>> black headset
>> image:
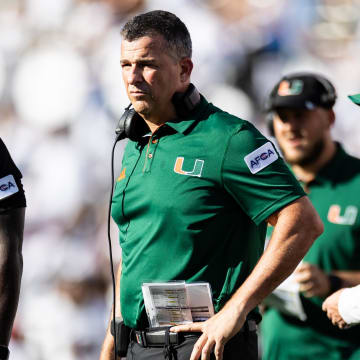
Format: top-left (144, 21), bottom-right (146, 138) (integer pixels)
top-left (266, 72), bottom-right (337, 136)
top-left (115, 83), bottom-right (201, 142)
top-left (108, 83), bottom-right (201, 359)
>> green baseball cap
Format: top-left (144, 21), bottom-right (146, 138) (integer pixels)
top-left (348, 93), bottom-right (360, 106)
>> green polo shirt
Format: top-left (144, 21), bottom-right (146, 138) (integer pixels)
top-left (112, 96), bottom-right (305, 329)
top-left (261, 144), bottom-right (360, 360)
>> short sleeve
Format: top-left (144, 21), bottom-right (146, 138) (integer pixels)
top-left (222, 122), bottom-right (305, 225)
top-left (0, 139), bottom-right (26, 212)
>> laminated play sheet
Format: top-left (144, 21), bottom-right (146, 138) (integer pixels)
top-left (142, 281), bottom-right (214, 327)
top-left (264, 264), bottom-right (307, 321)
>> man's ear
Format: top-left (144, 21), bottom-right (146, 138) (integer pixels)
top-left (179, 57), bottom-right (193, 83)
top-left (328, 109), bottom-right (336, 127)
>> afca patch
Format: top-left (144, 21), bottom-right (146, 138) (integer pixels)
top-left (0, 175), bottom-right (19, 200)
top-left (244, 142), bottom-right (278, 174)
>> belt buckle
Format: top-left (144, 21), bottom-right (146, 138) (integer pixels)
top-left (169, 330), bottom-right (180, 345)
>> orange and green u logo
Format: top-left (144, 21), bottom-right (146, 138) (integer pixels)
top-left (174, 157), bottom-right (204, 177)
top-left (327, 204), bottom-right (358, 225)
top-left (278, 80), bottom-right (303, 96)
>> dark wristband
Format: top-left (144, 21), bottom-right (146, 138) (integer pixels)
top-left (328, 274), bottom-right (343, 295)
top-left (0, 345), bottom-right (9, 360)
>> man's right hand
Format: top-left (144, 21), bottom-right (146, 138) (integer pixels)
top-left (171, 303), bottom-right (248, 360)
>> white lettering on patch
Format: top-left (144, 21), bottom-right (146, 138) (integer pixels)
top-left (0, 175), bottom-right (19, 200)
top-left (244, 142), bottom-right (278, 174)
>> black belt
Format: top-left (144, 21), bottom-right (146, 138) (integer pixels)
top-left (132, 328), bottom-right (191, 347)
top-left (132, 320), bottom-right (257, 348)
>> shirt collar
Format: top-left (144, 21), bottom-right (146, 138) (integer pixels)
top-left (310, 142), bottom-right (347, 186)
top-left (165, 95), bottom-right (210, 135)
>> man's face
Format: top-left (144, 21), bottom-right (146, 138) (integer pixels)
top-left (273, 107), bottom-right (333, 166)
top-left (120, 34), bottom-right (184, 120)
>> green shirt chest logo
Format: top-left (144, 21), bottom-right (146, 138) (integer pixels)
top-left (327, 204), bottom-right (358, 225)
top-left (173, 157), bottom-right (204, 177)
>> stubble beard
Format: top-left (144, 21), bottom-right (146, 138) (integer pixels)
top-left (130, 94), bottom-right (154, 117)
top-left (282, 138), bottom-right (326, 167)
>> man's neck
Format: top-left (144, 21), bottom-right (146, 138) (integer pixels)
top-left (291, 141), bottom-right (337, 184)
top-left (141, 98), bottom-right (178, 134)
top-left (144, 120), bottom-right (164, 134)
top-left (141, 83), bottom-right (192, 133)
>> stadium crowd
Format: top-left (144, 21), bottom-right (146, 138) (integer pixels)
top-left (1, 0), bottom-right (360, 359)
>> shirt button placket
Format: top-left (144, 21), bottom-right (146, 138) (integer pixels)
top-left (144, 137), bottom-right (158, 173)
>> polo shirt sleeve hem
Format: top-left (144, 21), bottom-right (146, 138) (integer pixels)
top-left (0, 182), bottom-right (26, 213)
top-left (252, 193), bottom-right (305, 226)
top-left (0, 203), bottom-right (26, 214)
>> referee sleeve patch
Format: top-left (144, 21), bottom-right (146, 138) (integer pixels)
top-left (244, 142), bottom-right (279, 174)
top-left (0, 175), bottom-right (19, 200)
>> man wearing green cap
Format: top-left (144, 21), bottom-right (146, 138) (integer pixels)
top-left (261, 73), bottom-right (360, 359)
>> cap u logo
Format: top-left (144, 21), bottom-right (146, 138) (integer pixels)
top-left (278, 80), bottom-right (304, 96)
top-left (328, 205), bottom-right (358, 225)
top-left (174, 157), bottom-right (204, 177)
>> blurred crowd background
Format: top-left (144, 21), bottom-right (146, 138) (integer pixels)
top-left (1, 0), bottom-right (360, 359)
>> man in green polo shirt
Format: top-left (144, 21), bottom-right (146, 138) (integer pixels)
top-left (261, 73), bottom-right (360, 359)
top-left (100, 11), bottom-right (323, 360)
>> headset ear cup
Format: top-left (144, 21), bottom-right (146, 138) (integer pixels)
top-left (125, 110), bottom-right (146, 142)
top-left (116, 108), bottom-right (144, 142)
top-left (172, 83), bottom-right (200, 118)
top-left (116, 108), bottom-right (133, 139)
top-left (123, 109), bottom-right (136, 139)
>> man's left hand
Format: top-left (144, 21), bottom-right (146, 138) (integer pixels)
top-left (170, 305), bottom-right (246, 360)
top-left (322, 289), bottom-right (348, 329)
top-left (294, 262), bottom-right (330, 297)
